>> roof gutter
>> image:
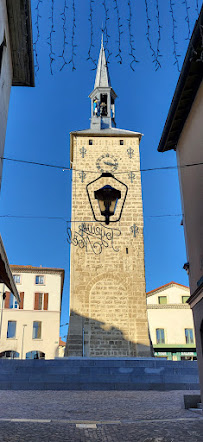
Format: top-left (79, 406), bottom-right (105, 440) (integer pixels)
top-left (0, 235), bottom-right (20, 303)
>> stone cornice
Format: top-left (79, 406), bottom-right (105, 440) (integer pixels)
top-left (10, 266), bottom-right (64, 275)
top-left (187, 282), bottom-right (203, 309)
top-left (147, 304), bottom-right (190, 309)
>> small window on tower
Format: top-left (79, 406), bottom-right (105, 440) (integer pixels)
top-left (120, 140), bottom-right (124, 145)
top-left (89, 140), bottom-right (93, 145)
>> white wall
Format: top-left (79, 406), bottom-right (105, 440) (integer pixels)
top-left (0, 269), bottom-right (63, 359)
top-left (12, 271), bottom-right (62, 312)
top-left (0, 310), bottom-right (60, 359)
top-left (147, 284), bottom-right (195, 346)
top-left (0, 0), bottom-right (13, 187)
top-left (176, 81), bottom-right (203, 294)
top-left (147, 284), bottom-right (190, 305)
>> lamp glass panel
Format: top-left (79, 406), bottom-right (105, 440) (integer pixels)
top-left (109, 199), bottom-right (117, 214)
top-left (98, 200), bottom-right (106, 213)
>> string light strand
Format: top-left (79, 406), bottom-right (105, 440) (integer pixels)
top-left (87, 0), bottom-right (97, 70)
top-left (144, 0), bottom-right (156, 63)
top-left (0, 213), bottom-right (183, 222)
top-left (69, 0), bottom-right (77, 71)
top-left (1, 156), bottom-right (203, 174)
top-left (169, 0), bottom-right (181, 72)
top-left (154, 0), bottom-right (162, 70)
top-left (183, 0), bottom-right (191, 40)
top-left (59, 0), bottom-right (69, 71)
top-left (127, 0), bottom-right (139, 71)
top-left (113, 0), bottom-right (123, 64)
top-left (33, 0), bottom-right (42, 74)
top-left (47, 0), bottom-right (55, 75)
top-left (102, 0), bottom-right (112, 63)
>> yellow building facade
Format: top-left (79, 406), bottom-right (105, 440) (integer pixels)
top-left (147, 282), bottom-right (196, 361)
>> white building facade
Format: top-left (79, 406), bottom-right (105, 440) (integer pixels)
top-left (147, 282), bottom-right (196, 361)
top-left (158, 7), bottom-right (203, 406)
top-left (0, 266), bottom-right (64, 359)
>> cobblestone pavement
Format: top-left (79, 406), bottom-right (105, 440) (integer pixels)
top-left (0, 390), bottom-right (202, 441)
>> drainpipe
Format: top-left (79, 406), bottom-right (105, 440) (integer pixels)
top-left (21, 324), bottom-right (27, 359)
top-left (82, 327), bottom-right (85, 357)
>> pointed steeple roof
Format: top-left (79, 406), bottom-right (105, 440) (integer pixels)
top-left (94, 36), bottom-right (111, 89)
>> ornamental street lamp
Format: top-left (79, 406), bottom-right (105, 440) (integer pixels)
top-left (94, 185), bottom-right (121, 225)
top-left (86, 173), bottom-right (128, 225)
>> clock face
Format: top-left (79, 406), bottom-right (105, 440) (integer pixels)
top-left (96, 154), bottom-right (118, 173)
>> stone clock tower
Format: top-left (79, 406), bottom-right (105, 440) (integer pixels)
top-left (66, 40), bottom-right (151, 357)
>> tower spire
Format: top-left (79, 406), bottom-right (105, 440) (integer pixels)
top-left (94, 37), bottom-right (111, 89)
top-left (89, 37), bottom-right (117, 130)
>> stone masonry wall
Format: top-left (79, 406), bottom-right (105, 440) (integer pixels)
top-left (66, 134), bottom-right (151, 357)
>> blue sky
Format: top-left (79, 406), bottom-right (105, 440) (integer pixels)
top-left (1, 0), bottom-right (201, 339)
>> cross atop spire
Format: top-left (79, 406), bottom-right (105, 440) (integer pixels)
top-left (89, 37), bottom-right (117, 130)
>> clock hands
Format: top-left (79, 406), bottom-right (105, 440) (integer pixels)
top-left (103, 161), bottom-right (118, 167)
top-left (96, 155), bottom-right (119, 171)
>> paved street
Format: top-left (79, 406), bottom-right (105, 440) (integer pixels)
top-left (0, 390), bottom-right (202, 441)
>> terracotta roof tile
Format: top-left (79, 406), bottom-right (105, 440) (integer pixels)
top-left (59, 338), bottom-right (66, 346)
top-left (147, 281), bottom-right (189, 296)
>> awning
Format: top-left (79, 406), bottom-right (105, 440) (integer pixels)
top-left (0, 235), bottom-right (20, 303)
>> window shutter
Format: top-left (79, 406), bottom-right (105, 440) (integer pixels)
top-left (4, 292), bottom-right (10, 309)
top-left (34, 293), bottom-right (39, 310)
top-left (43, 293), bottom-right (49, 311)
top-left (19, 293), bottom-right (24, 309)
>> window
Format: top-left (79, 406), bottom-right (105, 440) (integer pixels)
top-left (0, 351), bottom-right (19, 359)
top-left (7, 321), bottom-right (16, 339)
top-left (26, 351), bottom-right (45, 359)
top-left (35, 275), bottom-right (44, 285)
top-left (9, 294), bottom-right (19, 309)
top-left (185, 328), bottom-right (194, 344)
top-left (89, 139), bottom-right (93, 145)
top-left (182, 296), bottom-right (189, 304)
top-left (13, 275), bottom-right (21, 284)
top-left (34, 293), bottom-right (49, 310)
top-left (158, 296), bottom-right (167, 305)
top-left (120, 140), bottom-right (124, 145)
top-left (156, 329), bottom-right (165, 344)
top-left (33, 321), bottom-right (42, 339)
top-left (38, 293), bottom-right (43, 310)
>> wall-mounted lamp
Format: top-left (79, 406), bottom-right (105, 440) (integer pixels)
top-left (183, 262), bottom-right (190, 275)
top-left (86, 173), bottom-right (128, 225)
